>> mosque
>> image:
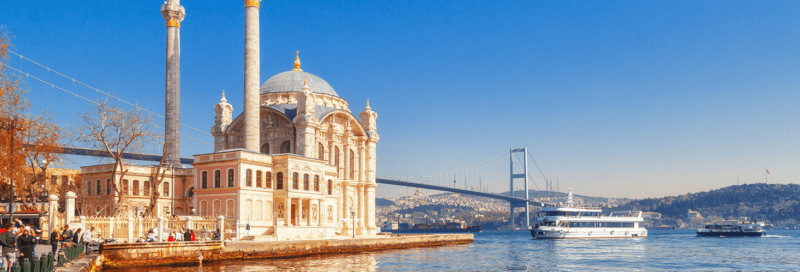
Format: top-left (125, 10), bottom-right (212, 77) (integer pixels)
top-left (78, 0), bottom-right (379, 239)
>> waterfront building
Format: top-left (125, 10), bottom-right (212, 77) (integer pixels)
top-left (687, 209), bottom-right (702, 218)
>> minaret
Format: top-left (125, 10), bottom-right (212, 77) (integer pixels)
top-left (161, 0), bottom-right (185, 166)
top-left (243, 0), bottom-right (261, 152)
top-left (359, 100), bottom-right (380, 235)
top-left (294, 75), bottom-right (318, 158)
top-left (212, 90), bottom-right (233, 152)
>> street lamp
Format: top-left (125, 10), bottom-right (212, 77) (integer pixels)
top-left (350, 210), bottom-right (356, 239)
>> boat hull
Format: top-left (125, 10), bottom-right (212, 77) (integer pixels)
top-left (696, 231), bottom-right (765, 237)
top-left (531, 228), bottom-right (648, 239)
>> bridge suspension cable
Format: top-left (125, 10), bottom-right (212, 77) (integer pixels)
top-left (6, 50), bottom-right (213, 137)
top-left (0, 62), bottom-right (213, 147)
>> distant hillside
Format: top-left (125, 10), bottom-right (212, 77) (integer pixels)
top-left (375, 198), bottom-right (396, 206)
top-left (613, 183), bottom-right (800, 225)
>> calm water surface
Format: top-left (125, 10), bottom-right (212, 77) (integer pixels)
top-left (105, 230), bottom-right (800, 271)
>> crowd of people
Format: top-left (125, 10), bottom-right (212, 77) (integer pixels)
top-left (0, 218), bottom-right (57, 271)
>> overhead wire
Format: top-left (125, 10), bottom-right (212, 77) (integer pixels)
top-left (1, 62), bottom-right (213, 146)
top-left (7, 51), bottom-right (213, 137)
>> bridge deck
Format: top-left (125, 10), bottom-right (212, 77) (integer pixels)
top-left (376, 178), bottom-right (542, 205)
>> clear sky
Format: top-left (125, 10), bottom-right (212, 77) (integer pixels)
top-left (1, 0), bottom-right (798, 199)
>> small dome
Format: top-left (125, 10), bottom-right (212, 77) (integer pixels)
top-left (260, 71), bottom-right (338, 97)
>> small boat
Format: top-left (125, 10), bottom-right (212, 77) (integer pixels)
top-left (696, 218), bottom-right (766, 237)
top-left (383, 221), bottom-right (481, 234)
top-left (530, 190), bottom-right (648, 239)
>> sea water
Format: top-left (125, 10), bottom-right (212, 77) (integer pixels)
top-left (104, 230), bottom-right (800, 271)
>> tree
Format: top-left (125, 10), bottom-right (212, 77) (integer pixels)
top-left (77, 97), bottom-right (160, 215)
top-left (0, 30), bottom-right (67, 211)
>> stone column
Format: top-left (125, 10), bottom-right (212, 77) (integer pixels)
top-left (272, 198), bottom-right (279, 237)
top-left (161, 0), bottom-right (185, 166)
top-left (65, 191), bottom-right (76, 225)
top-left (283, 198), bottom-right (290, 226)
top-left (343, 143), bottom-right (350, 180)
top-left (358, 140), bottom-right (366, 182)
top-left (365, 185), bottom-right (377, 232)
top-left (242, 0), bottom-right (261, 152)
top-left (357, 185), bottom-right (364, 232)
top-left (128, 217), bottom-right (134, 243)
top-left (79, 216), bottom-right (86, 232)
top-left (48, 195), bottom-right (58, 238)
top-left (297, 198), bottom-right (303, 226)
top-left (342, 184), bottom-right (350, 234)
top-left (185, 217), bottom-right (192, 232)
top-left (137, 217), bottom-right (143, 238)
top-left (217, 215), bottom-right (225, 240)
top-left (157, 216), bottom-right (165, 242)
top-left (314, 199), bottom-right (321, 227)
top-left (336, 186), bottom-right (343, 229)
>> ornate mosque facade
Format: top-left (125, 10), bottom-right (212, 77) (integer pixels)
top-left (78, 0), bottom-right (380, 239)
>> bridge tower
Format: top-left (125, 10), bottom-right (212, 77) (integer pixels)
top-left (509, 147), bottom-right (530, 229)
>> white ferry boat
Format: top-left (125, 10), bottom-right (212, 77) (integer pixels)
top-left (530, 191), bottom-right (647, 239)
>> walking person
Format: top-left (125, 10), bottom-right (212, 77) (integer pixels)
top-left (190, 230), bottom-right (196, 241)
top-left (82, 227), bottom-right (93, 255)
top-left (16, 229), bottom-right (34, 264)
top-left (183, 229), bottom-right (191, 242)
top-left (0, 223), bottom-right (17, 272)
top-left (49, 227), bottom-right (60, 254)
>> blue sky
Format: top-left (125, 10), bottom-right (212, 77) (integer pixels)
top-left (1, 0), bottom-right (798, 199)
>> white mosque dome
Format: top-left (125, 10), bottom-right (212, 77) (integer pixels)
top-left (259, 70), bottom-right (339, 97)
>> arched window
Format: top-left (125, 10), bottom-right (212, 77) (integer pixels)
top-left (256, 170), bottom-right (262, 188)
top-left (349, 150), bottom-right (355, 180)
top-left (303, 174), bottom-right (309, 190)
top-left (133, 180), bottom-right (140, 196)
top-left (201, 171), bottom-right (208, 189)
top-left (214, 170), bottom-right (221, 188)
top-left (280, 140), bottom-right (291, 153)
top-left (334, 147), bottom-right (340, 177)
top-left (144, 180), bottom-right (151, 196)
top-left (122, 179), bottom-right (129, 195)
top-left (292, 173), bottom-right (299, 189)
top-left (260, 143), bottom-right (270, 154)
top-left (186, 186), bottom-right (194, 197)
top-left (106, 179), bottom-right (112, 195)
top-left (163, 182), bottom-right (170, 197)
top-left (96, 180), bottom-right (101, 195)
top-left (246, 169), bottom-right (252, 187)
top-left (86, 181), bottom-right (92, 196)
top-left (314, 175), bottom-right (319, 191)
top-left (227, 169), bottom-right (235, 187)
top-left (327, 180), bottom-right (332, 195)
top-left (318, 143), bottom-right (324, 160)
top-left (276, 172), bottom-right (284, 189)
top-left (266, 172), bottom-right (272, 189)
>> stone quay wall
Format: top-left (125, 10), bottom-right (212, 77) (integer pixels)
top-left (101, 234), bottom-right (472, 268)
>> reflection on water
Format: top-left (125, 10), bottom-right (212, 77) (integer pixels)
top-left (104, 230), bottom-right (800, 271)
